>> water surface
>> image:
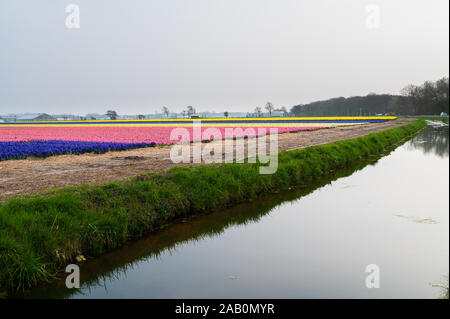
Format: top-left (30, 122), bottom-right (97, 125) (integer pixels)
top-left (23, 122), bottom-right (449, 298)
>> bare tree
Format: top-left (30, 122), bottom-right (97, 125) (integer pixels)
top-left (162, 106), bottom-right (169, 118)
top-left (254, 107), bottom-right (262, 117)
top-left (436, 77), bottom-right (449, 101)
top-left (265, 102), bottom-right (274, 116)
top-left (106, 110), bottom-right (118, 120)
top-left (280, 106), bottom-right (288, 117)
top-left (181, 110), bottom-right (188, 118)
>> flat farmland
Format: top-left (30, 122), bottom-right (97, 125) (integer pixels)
top-left (0, 117), bottom-right (412, 200)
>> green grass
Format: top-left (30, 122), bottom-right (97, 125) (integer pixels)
top-left (409, 115), bottom-right (449, 123)
top-left (0, 119), bottom-right (427, 292)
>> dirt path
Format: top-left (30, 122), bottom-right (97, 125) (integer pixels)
top-left (0, 119), bottom-right (414, 200)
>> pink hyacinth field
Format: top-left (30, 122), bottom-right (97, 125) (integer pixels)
top-left (0, 126), bottom-right (324, 144)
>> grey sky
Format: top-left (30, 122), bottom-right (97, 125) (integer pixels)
top-left (0, 0), bottom-right (448, 115)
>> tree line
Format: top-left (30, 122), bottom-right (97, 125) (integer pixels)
top-left (290, 77), bottom-right (449, 116)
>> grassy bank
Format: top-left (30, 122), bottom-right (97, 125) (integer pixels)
top-left (0, 119), bottom-right (426, 292)
top-left (407, 115), bottom-right (449, 123)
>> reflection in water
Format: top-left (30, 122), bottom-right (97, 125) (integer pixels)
top-left (20, 161), bottom-right (378, 299)
top-left (407, 122), bottom-right (449, 157)
top-left (18, 123), bottom-right (449, 299)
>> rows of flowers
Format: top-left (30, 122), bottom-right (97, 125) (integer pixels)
top-left (0, 140), bottom-right (158, 161)
top-left (0, 116), bottom-right (397, 160)
top-left (0, 126), bottom-right (324, 160)
top-left (0, 126), bottom-right (323, 144)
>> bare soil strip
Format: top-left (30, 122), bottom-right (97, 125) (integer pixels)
top-left (0, 119), bottom-right (414, 200)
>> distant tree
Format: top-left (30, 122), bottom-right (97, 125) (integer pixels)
top-left (181, 110), bottom-right (188, 118)
top-left (162, 106), bottom-right (169, 118)
top-left (187, 106), bottom-right (196, 117)
top-left (400, 85), bottom-right (419, 114)
top-left (106, 110), bottom-right (118, 120)
top-left (138, 114), bottom-right (145, 119)
top-left (401, 77), bottom-right (449, 115)
top-left (290, 78), bottom-right (449, 116)
top-left (265, 102), bottom-right (274, 116)
top-left (280, 107), bottom-right (288, 116)
top-left (400, 84), bottom-right (416, 97)
top-left (254, 107), bottom-right (262, 117)
top-left (436, 77), bottom-right (450, 113)
top-left (224, 111), bottom-right (229, 118)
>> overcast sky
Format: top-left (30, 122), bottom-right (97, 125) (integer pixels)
top-left (0, 0), bottom-right (448, 115)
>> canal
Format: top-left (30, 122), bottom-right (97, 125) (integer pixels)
top-left (22, 121), bottom-right (449, 298)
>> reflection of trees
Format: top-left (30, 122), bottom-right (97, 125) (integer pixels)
top-left (407, 125), bottom-right (449, 158)
top-left (18, 156), bottom-right (391, 299)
